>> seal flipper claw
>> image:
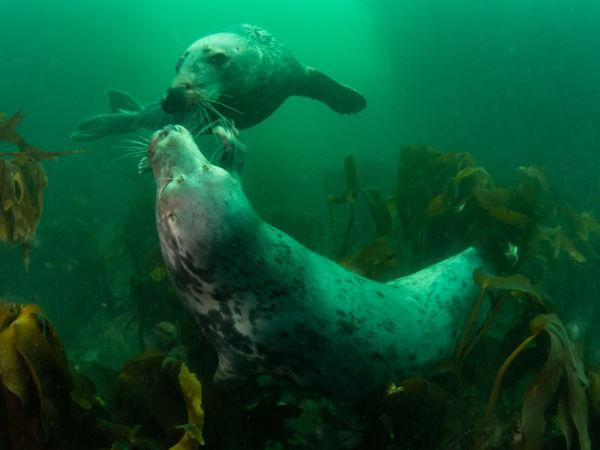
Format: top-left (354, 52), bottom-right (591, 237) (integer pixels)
top-left (299, 66), bottom-right (367, 114)
top-left (106, 89), bottom-right (144, 113)
top-left (214, 122), bottom-right (246, 175)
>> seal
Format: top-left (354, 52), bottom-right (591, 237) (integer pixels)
top-left (72, 24), bottom-right (367, 141)
top-left (149, 124), bottom-right (483, 400)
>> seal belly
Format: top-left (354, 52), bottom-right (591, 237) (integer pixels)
top-left (164, 216), bottom-right (481, 400)
top-left (233, 230), bottom-right (481, 399)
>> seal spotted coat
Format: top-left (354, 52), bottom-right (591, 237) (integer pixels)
top-left (149, 124), bottom-right (483, 400)
top-left (72, 24), bottom-right (366, 141)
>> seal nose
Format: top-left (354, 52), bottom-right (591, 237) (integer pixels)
top-left (162, 86), bottom-right (194, 113)
top-left (164, 124), bottom-right (178, 132)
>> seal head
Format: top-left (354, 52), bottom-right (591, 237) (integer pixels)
top-left (160, 24), bottom-right (368, 129)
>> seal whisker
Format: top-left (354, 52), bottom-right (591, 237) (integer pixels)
top-left (206, 99), bottom-right (245, 116)
top-left (208, 143), bottom-right (224, 164)
top-left (118, 138), bottom-right (150, 147)
top-left (133, 104), bottom-right (153, 128)
top-left (149, 107), bottom-right (164, 130)
top-left (192, 109), bottom-right (217, 137)
top-left (129, 134), bottom-right (151, 143)
top-left (110, 146), bottom-right (148, 155)
top-left (107, 149), bottom-right (147, 167)
top-left (110, 146), bottom-right (147, 153)
top-left (202, 101), bottom-right (233, 129)
top-left (137, 104), bottom-right (161, 130)
top-left (193, 115), bottom-right (219, 137)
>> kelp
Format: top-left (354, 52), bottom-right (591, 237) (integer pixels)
top-left (0, 154), bottom-right (48, 265)
top-left (328, 155), bottom-right (394, 275)
top-left (0, 112), bottom-right (81, 266)
top-left (0, 301), bottom-right (73, 449)
top-left (590, 369), bottom-right (600, 423)
top-left (358, 377), bottom-right (447, 450)
top-left (329, 145), bottom-right (600, 281)
top-left (480, 314), bottom-right (590, 450)
top-left (395, 145), bottom-right (600, 273)
top-left (384, 378), bottom-right (447, 445)
top-left (340, 237), bottom-right (395, 279)
top-left (169, 364), bottom-right (204, 450)
top-left (115, 350), bottom-right (187, 441)
top-left (455, 269), bottom-right (545, 362)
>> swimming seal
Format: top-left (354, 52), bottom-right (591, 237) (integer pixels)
top-left (149, 125), bottom-right (483, 400)
top-left (71, 24), bottom-right (367, 141)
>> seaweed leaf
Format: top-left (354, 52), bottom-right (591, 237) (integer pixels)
top-left (362, 188), bottom-right (392, 237)
top-left (340, 237), bottom-right (395, 280)
top-left (0, 112), bottom-right (81, 267)
top-left (479, 314), bottom-right (590, 450)
top-left (456, 269), bottom-right (544, 360)
top-left (170, 364), bottom-right (204, 449)
top-left (521, 314), bottom-right (590, 450)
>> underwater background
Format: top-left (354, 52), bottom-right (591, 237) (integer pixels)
top-left (2, 0), bottom-right (600, 449)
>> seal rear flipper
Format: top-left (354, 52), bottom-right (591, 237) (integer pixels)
top-left (71, 102), bottom-right (173, 142)
top-left (298, 66), bottom-right (367, 114)
top-left (106, 89), bottom-right (144, 113)
top-left (70, 111), bottom-right (141, 141)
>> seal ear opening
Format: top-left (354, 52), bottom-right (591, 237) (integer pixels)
top-left (298, 67), bottom-right (367, 115)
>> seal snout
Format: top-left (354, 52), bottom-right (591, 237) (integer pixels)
top-left (162, 84), bottom-right (200, 113)
top-left (148, 124), bottom-right (183, 159)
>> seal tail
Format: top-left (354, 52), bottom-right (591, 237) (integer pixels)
top-left (297, 66), bottom-right (367, 115)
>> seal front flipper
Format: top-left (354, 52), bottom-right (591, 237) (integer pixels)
top-left (297, 66), bottom-right (367, 114)
top-left (214, 122), bottom-right (247, 175)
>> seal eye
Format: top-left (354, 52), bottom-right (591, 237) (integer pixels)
top-left (210, 52), bottom-right (228, 66)
top-left (175, 57), bottom-right (184, 73)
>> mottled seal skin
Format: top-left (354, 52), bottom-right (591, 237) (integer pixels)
top-left (150, 125), bottom-right (482, 401)
top-left (72, 24), bottom-right (366, 141)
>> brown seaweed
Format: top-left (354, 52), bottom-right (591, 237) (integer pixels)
top-left (328, 155), bottom-right (393, 263)
top-left (169, 364), bottom-right (204, 450)
top-left (455, 269), bottom-right (545, 361)
top-left (340, 236), bottom-right (395, 280)
top-left (0, 301), bottom-right (72, 449)
top-left (0, 112), bottom-right (82, 267)
top-left (480, 314), bottom-right (590, 450)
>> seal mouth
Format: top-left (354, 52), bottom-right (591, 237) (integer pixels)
top-left (148, 124), bottom-right (182, 160)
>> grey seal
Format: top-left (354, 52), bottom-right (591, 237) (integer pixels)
top-left (72, 24), bottom-right (366, 141)
top-left (148, 124), bottom-right (483, 400)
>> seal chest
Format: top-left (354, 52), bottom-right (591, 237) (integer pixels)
top-left (149, 125), bottom-right (482, 400)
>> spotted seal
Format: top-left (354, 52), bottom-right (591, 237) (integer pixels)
top-left (71, 24), bottom-right (366, 141)
top-left (149, 124), bottom-right (483, 400)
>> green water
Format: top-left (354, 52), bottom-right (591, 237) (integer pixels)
top-left (2, 1), bottom-right (600, 448)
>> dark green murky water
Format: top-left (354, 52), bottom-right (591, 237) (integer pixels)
top-left (1, 1), bottom-right (600, 449)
